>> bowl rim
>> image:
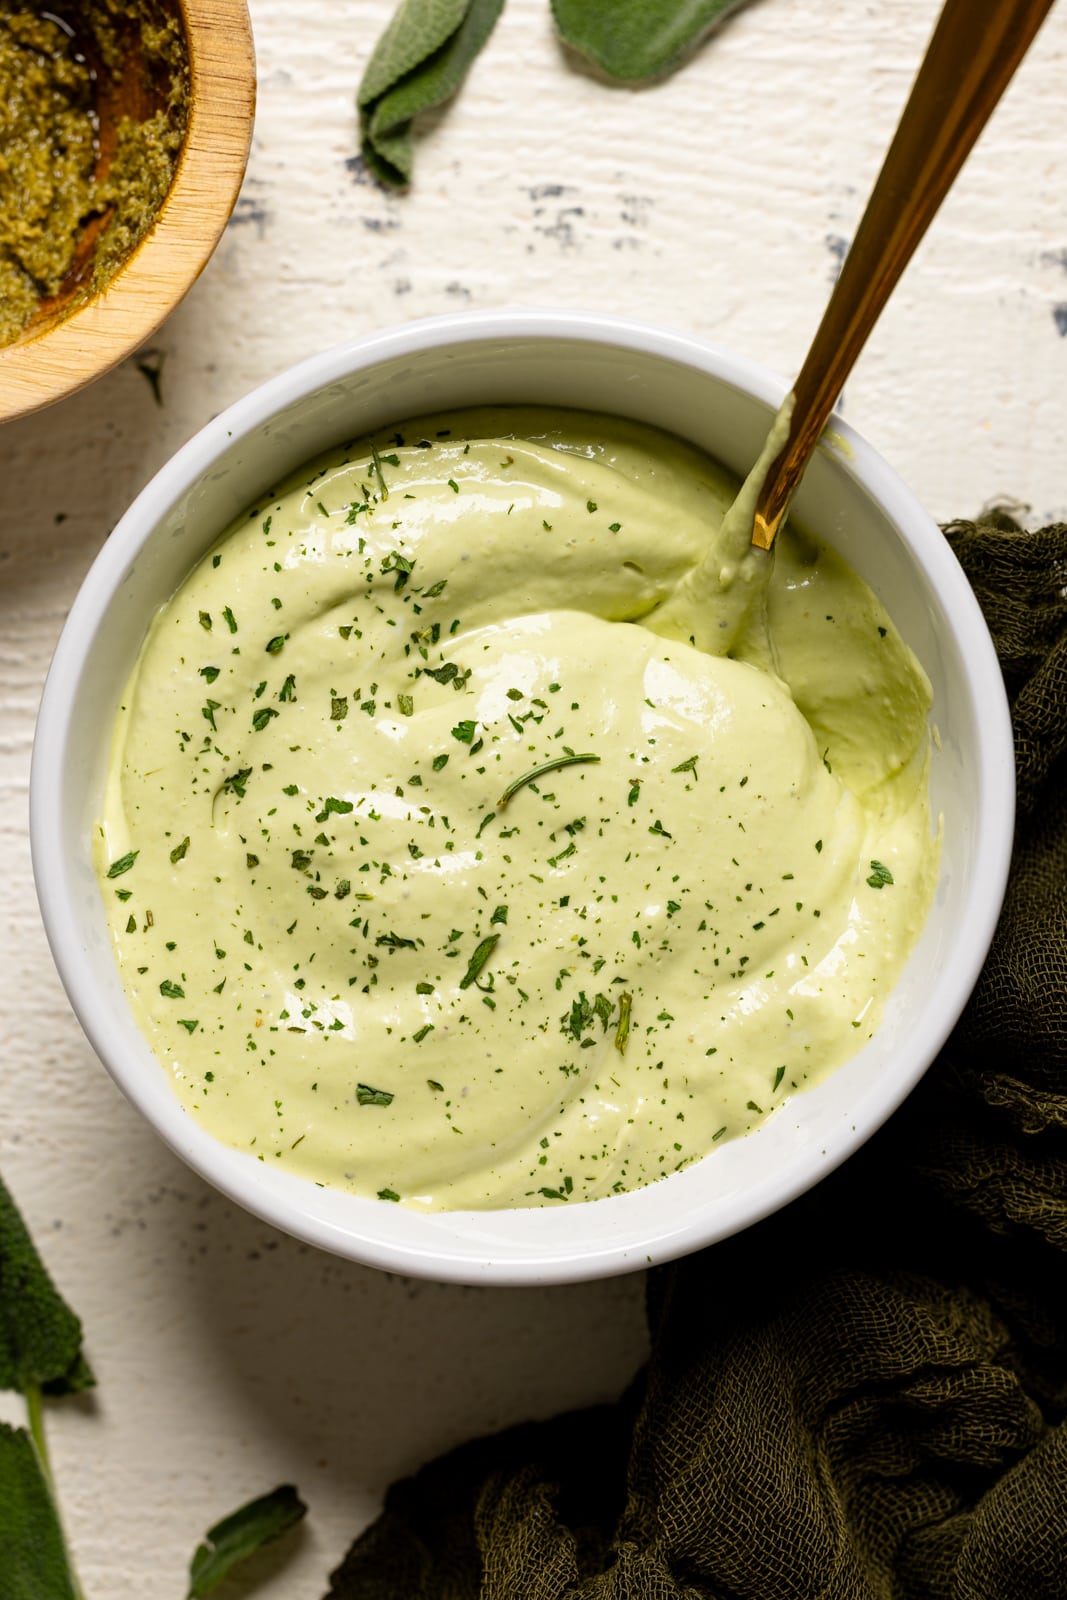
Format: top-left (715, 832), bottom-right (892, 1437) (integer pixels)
top-left (0, 0), bottom-right (255, 425)
top-left (30, 309), bottom-right (1017, 1284)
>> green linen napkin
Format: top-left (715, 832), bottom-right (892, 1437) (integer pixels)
top-left (327, 515), bottom-right (1067, 1597)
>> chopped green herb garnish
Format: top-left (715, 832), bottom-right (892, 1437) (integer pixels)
top-left (381, 550), bottom-right (414, 590)
top-left (170, 837), bottom-right (190, 864)
top-left (356, 1083), bottom-right (394, 1106)
top-left (498, 752), bottom-right (600, 808)
top-left (614, 991), bottom-right (632, 1053)
top-left (866, 859), bottom-right (894, 889)
top-left (459, 933), bottom-right (500, 989)
top-left (106, 850), bottom-right (139, 879)
top-left (221, 767), bottom-right (252, 799)
top-left (318, 796), bottom-right (353, 817)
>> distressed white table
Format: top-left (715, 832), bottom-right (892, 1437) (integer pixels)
top-left (2, 1), bottom-right (1065, 1593)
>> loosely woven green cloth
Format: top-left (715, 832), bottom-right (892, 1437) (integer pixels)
top-left (329, 516), bottom-right (1067, 1600)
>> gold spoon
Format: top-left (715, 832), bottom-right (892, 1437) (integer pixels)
top-left (751, 0), bottom-right (1056, 551)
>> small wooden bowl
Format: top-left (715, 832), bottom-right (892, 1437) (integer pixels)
top-left (0, 0), bottom-right (255, 424)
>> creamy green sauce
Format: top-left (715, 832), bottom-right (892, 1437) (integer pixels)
top-left (96, 410), bottom-right (938, 1210)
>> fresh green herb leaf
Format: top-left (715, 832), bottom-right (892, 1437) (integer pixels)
top-left (552, 0), bottom-right (748, 81)
top-left (0, 1171), bottom-right (94, 1397)
top-left (358, 0), bottom-right (506, 187)
top-left (866, 859), bottom-right (895, 889)
top-left (188, 1484), bottom-right (307, 1598)
top-left (199, 666), bottom-right (220, 683)
top-left (252, 707), bottom-right (278, 733)
top-left (170, 837), bottom-right (190, 864)
top-left (0, 1423), bottom-right (79, 1600)
top-left (159, 980), bottom-right (185, 999)
top-left (221, 606), bottom-right (238, 634)
top-left (265, 635), bottom-right (286, 654)
top-left (451, 719), bottom-right (477, 744)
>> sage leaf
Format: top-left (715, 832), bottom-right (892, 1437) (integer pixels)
top-left (358, 0), bottom-right (506, 187)
top-left (0, 1171), bottom-right (94, 1397)
top-left (551, 0), bottom-right (752, 80)
top-left (0, 1424), bottom-right (77, 1600)
top-left (188, 1484), bottom-right (307, 1597)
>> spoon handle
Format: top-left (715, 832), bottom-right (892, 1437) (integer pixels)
top-left (751, 0), bottom-right (1056, 551)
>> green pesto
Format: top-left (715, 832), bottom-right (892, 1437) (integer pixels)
top-left (0, 3), bottom-right (187, 347)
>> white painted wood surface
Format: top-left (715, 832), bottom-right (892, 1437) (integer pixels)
top-left (1, 1), bottom-right (1065, 1593)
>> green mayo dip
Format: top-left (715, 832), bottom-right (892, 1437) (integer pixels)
top-left (96, 410), bottom-right (938, 1210)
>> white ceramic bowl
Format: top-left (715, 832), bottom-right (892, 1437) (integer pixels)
top-left (31, 311), bottom-right (1014, 1285)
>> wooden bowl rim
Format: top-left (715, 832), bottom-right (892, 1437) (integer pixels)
top-left (0, 0), bottom-right (256, 425)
